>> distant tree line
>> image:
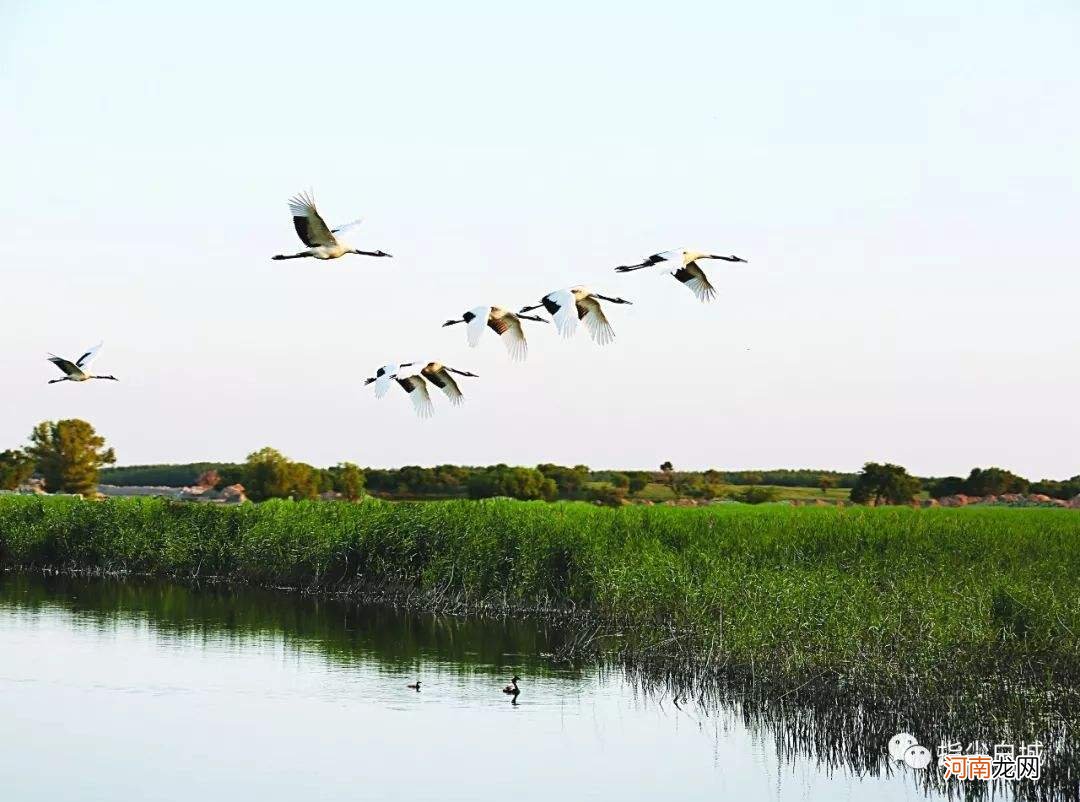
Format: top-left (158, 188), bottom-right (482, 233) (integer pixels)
top-left (98, 463), bottom-right (243, 487)
top-left (91, 459), bottom-right (841, 505)
top-left (927, 467), bottom-right (1080, 501)
top-left (41, 441), bottom-right (1067, 507)
top-left (847, 462), bottom-right (1080, 505)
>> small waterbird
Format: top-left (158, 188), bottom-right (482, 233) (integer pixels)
top-left (271, 192), bottom-right (392, 261)
top-left (407, 680), bottom-right (421, 691)
top-left (502, 675), bottom-right (520, 695)
top-left (518, 287), bottom-right (631, 345)
top-left (364, 362), bottom-right (416, 399)
top-left (46, 342), bottom-right (118, 384)
top-left (615, 249), bottom-right (748, 302)
top-left (420, 362), bottom-right (478, 406)
top-left (442, 306), bottom-right (547, 362)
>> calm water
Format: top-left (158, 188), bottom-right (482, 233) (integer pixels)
top-left (0, 574), bottom-right (1035, 801)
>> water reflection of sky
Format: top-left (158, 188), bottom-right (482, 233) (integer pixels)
top-left (2, 577), bottom-right (941, 801)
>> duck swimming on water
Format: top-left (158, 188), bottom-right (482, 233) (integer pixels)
top-left (407, 680), bottom-right (421, 691)
top-left (502, 676), bottom-right (520, 695)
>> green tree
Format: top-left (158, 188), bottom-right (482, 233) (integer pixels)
top-left (26, 419), bottom-right (116, 495)
top-left (818, 475), bottom-right (837, 495)
top-left (660, 461), bottom-right (675, 496)
top-left (583, 483), bottom-right (626, 507)
top-left (314, 468), bottom-right (334, 494)
top-left (330, 462), bottom-right (366, 500)
top-left (929, 476), bottom-right (966, 499)
top-left (537, 463), bottom-right (590, 499)
top-left (467, 465), bottom-right (557, 501)
top-left (737, 485), bottom-right (778, 504)
top-left (100, 462), bottom-right (242, 487)
top-left (679, 475), bottom-right (716, 498)
top-left (626, 473), bottom-right (650, 494)
top-left (1030, 475), bottom-right (1080, 500)
top-left (242, 447), bottom-right (320, 501)
top-left (849, 462), bottom-right (920, 506)
top-left (964, 467), bottom-right (1029, 496)
top-left (0, 449), bottom-right (35, 490)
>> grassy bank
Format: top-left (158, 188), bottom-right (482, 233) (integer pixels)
top-left (1, 495), bottom-right (1078, 680)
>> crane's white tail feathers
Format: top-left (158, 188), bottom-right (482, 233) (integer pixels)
top-left (550, 290), bottom-right (579, 338)
top-left (579, 298), bottom-right (616, 345)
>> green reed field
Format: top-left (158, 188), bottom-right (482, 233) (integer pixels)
top-left (1, 495), bottom-right (1078, 679)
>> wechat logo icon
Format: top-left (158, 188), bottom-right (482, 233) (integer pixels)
top-left (889, 732), bottom-right (932, 770)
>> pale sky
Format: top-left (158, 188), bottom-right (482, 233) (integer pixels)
top-left (2, 1), bottom-right (1078, 478)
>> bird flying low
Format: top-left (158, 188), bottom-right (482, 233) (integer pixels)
top-left (442, 306), bottom-right (547, 362)
top-left (364, 362), bottom-right (416, 399)
top-left (46, 342), bottom-right (118, 384)
top-left (519, 287), bottom-right (632, 345)
top-left (615, 249), bottom-right (748, 302)
top-left (420, 362), bottom-right (478, 406)
top-left (272, 192), bottom-right (392, 261)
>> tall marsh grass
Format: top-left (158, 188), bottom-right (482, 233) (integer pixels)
top-left (2, 495), bottom-right (1078, 678)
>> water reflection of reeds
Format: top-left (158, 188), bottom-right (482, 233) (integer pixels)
top-left (0, 572), bottom-right (584, 677)
top-left (616, 659), bottom-right (1078, 802)
top-left (3, 572), bottom-right (1077, 801)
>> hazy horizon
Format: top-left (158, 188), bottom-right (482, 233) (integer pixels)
top-left (3, 2), bottom-right (1077, 479)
